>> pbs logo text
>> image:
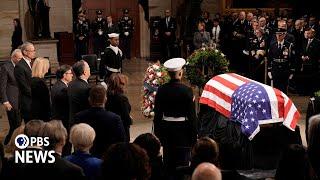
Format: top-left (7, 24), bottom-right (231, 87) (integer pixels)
top-left (15, 134), bottom-right (55, 163)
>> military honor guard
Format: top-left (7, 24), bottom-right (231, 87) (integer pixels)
top-left (100, 33), bottom-right (124, 79)
top-left (118, 9), bottom-right (134, 59)
top-left (92, 10), bottom-right (107, 57)
top-left (153, 58), bottom-right (197, 178)
top-left (73, 10), bottom-right (90, 61)
top-left (267, 28), bottom-right (296, 94)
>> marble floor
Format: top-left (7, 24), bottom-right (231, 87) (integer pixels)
top-left (0, 58), bottom-right (310, 145)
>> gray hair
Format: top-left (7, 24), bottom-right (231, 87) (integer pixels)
top-left (11, 49), bottom-right (22, 58)
top-left (20, 42), bottom-right (34, 55)
top-left (70, 123), bottom-right (96, 151)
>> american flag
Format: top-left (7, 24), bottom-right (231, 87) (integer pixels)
top-left (199, 73), bottom-right (300, 140)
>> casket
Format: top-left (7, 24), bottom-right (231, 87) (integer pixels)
top-left (198, 73), bottom-right (302, 170)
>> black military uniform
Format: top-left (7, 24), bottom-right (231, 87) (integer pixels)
top-left (247, 33), bottom-right (267, 83)
top-left (118, 9), bottom-right (134, 59)
top-left (268, 29), bottom-right (296, 94)
top-left (73, 12), bottom-right (90, 61)
top-left (92, 10), bottom-right (107, 57)
top-left (153, 58), bottom-right (197, 177)
top-left (100, 34), bottom-right (124, 79)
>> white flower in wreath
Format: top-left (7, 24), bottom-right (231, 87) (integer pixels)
top-left (152, 79), bottom-right (158, 85)
top-left (150, 111), bottom-right (155, 117)
top-left (143, 107), bottom-right (151, 116)
top-left (221, 53), bottom-right (225, 57)
top-left (152, 64), bottom-right (160, 70)
top-left (156, 72), bottom-right (162, 77)
top-left (148, 96), bottom-right (154, 102)
top-left (148, 74), bottom-right (154, 79)
top-left (186, 61), bottom-right (189, 65)
top-left (153, 91), bottom-right (157, 96)
top-left (215, 49), bottom-right (219, 53)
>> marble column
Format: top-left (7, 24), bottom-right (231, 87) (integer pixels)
top-left (139, 5), bottom-right (150, 58)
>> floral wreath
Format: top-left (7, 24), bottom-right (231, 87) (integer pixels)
top-left (186, 47), bottom-right (229, 87)
top-left (142, 63), bottom-right (170, 118)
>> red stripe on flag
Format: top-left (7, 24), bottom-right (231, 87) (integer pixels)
top-left (213, 76), bottom-right (239, 91)
top-left (290, 111), bottom-right (300, 129)
top-left (284, 99), bottom-right (293, 120)
top-left (228, 73), bottom-right (251, 83)
top-left (274, 89), bottom-right (284, 118)
top-left (203, 85), bottom-right (232, 103)
top-left (199, 97), bottom-right (230, 117)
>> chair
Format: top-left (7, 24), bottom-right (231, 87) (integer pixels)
top-left (81, 54), bottom-right (100, 84)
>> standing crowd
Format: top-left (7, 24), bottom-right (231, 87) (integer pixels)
top-left (0, 7), bottom-right (320, 180)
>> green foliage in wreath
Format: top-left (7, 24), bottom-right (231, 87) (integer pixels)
top-left (185, 48), bottom-right (229, 87)
top-left (315, 90), bottom-right (320, 97)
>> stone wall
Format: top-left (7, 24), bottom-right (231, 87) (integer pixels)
top-left (201, 0), bottom-right (222, 18)
top-left (149, 0), bottom-right (171, 17)
top-left (48, 0), bottom-right (73, 37)
top-left (0, 0), bottom-right (73, 60)
top-left (0, 0), bottom-right (19, 59)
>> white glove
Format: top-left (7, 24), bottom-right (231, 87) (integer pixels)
top-left (124, 32), bottom-right (129, 36)
top-left (289, 74), bottom-right (293, 80)
top-left (268, 72), bottom-right (272, 79)
top-left (242, 50), bottom-right (249, 55)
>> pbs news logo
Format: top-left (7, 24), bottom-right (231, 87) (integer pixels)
top-left (14, 134), bottom-right (55, 163)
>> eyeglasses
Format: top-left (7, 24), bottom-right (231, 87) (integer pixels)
top-left (65, 72), bottom-right (73, 75)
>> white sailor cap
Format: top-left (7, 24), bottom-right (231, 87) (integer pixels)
top-left (164, 58), bottom-right (186, 71)
top-left (108, 33), bottom-right (119, 38)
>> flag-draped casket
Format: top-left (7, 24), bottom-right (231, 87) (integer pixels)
top-left (198, 73), bottom-right (302, 170)
top-left (200, 73), bottom-right (300, 140)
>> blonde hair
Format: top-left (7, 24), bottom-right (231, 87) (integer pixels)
top-left (39, 120), bottom-right (68, 150)
top-left (70, 123), bottom-right (96, 151)
top-left (32, 57), bottom-right (50, 78)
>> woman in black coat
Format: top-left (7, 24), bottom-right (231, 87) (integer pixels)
top-left (11, 18), bottom-right (23, 53)
top-left (105, 73), bottom-right (132, 141)
top-left (31, 57), bottom-right (51, 121)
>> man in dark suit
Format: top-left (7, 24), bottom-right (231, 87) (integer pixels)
top-left (160, 9), bottom-right (177, 62)
top-left (14, 42), bottom-right (35, 123)
top-left (231, 11), bottom-right (249, 72)
top-left (68, 60), bottom-right (91, 124)
top-left (105, 15), bottom-right (119, 47)
top-left (74, 85), bottom-right (126, 158)
top-left (51, 65), bottom-right (73, 129)
top-left (154, 58), bottom-right (197, 178)
top-left (297, 28), bottom-right (320, 95)
top-left (0, 49), bottom-right (23, 145)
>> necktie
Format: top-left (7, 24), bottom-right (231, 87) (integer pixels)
top-left (214, 27), bottom-right (217, 42)
top-left (278, 43), bottom-right (282, 50)
top-left (166, 18), bottom-right (169, 28)
top-left (307, 39), bottom-right (312, 50)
